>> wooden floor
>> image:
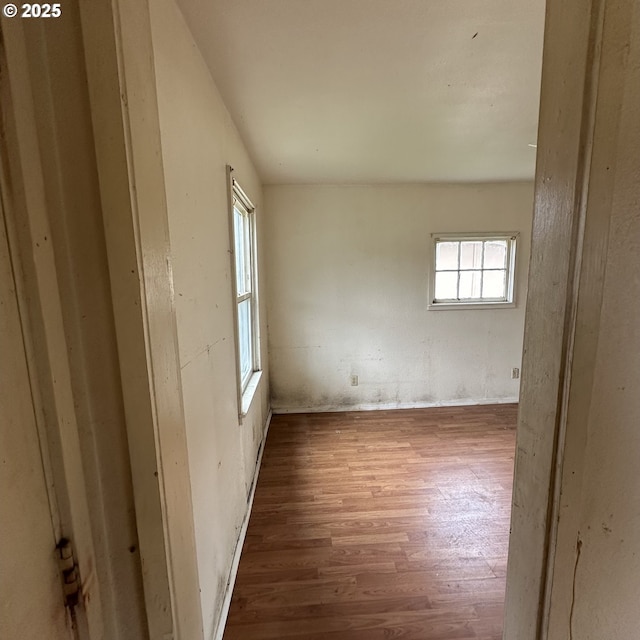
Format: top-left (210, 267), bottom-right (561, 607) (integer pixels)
top-left (223, 404), bottom-right (517, 640)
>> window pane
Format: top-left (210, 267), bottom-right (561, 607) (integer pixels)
top-left (460, 241), bottom-right (483, 269)
top-left (459, 270), bottom-right (482, 298)
top-left (434, 271), bottom-right (458, 300)
top-left (435, 241), bottom-right (459, 270)
top-left (242, 215), bottom-right (252, 294)
top-left (238, 299), bottom-right (252, 386)
top-left (234, 207), bottom-right (248, 295)
top-left (482, 270), bottom-right (507, 299)
top-left (483, 240), bottom-right (507, 269)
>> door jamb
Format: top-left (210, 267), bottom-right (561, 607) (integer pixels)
top-left (77, 1), bottom-right (204, 638)
top-left (503, 0), bottom-right (611, 637)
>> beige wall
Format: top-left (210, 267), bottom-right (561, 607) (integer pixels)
top-left (265, 183), bottom-right (533, 412)
top-left (150, 0), bottom-right (270, 637)
top-left (567, 125), bottom-right (640, 631)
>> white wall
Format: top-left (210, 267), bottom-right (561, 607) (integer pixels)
top-left (265, 183), bottom-right (533, 412)
top-left (150, 1), bottom-right (270, 637)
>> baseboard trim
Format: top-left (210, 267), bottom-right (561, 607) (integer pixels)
top-left (213, 407), bottom-right (272, 640)
top-left (272, 397), bottom-right (519, 415)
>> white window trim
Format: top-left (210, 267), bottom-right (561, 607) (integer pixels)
top-left (227, 166), bottom-right (261, 417)
top-left (428, 232), bottom-right (519, 310)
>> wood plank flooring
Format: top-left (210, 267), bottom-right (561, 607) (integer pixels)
top-left (223, 404), bottom-right (517, 640)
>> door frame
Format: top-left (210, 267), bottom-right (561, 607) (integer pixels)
top-left (0, 21), bottom-right (103, 639)
top-left (0, 3), bottom-right (202, 638)
top-left (77, 0), bottom-right (204, 636)
top-left (503, 0), bottom-right (626, 637)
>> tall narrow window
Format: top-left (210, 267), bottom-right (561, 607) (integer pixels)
top-left (230, 176), bottom-right (260, 406)
top-left (429, 233), bottom-right (518, 309)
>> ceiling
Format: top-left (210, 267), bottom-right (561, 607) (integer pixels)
top-left (176, 0), bottom-right (545, 184)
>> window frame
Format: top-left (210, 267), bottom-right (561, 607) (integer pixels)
top-left (428, 232), bottom-right (518, 310)
top-left (227, 168), bottom-right (261, 416)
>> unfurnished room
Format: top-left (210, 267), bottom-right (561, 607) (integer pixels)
top-left (1, 1), bottom-right (639, 640)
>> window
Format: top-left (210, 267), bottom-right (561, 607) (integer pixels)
top-left (429, 233), bottom-right (518, 309)
top-left (229, 174), bottom-right (261, 412)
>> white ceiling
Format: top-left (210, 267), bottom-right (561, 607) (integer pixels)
top-left (176, 0), bottom-right (545, 184)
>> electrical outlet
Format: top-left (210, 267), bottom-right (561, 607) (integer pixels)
top-left (511, 367), bottom-right (520, 379)
top-left (350, 374), bottom-right (359, 386)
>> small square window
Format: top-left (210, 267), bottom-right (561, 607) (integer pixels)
top-left (429, 233), bottom-right (518, 309)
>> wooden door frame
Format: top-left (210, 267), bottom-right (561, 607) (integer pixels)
top-left (503, 0), bottom-right (625, 637)
top-left (77, 0), bottom-right (204, 637)
top-left (1, 3), bottom-right (203, 638)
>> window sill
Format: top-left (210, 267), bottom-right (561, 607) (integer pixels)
top-left (240, 370), bottom-right (263, 418)
top-left (428, 301), bottom-right (516, 311)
